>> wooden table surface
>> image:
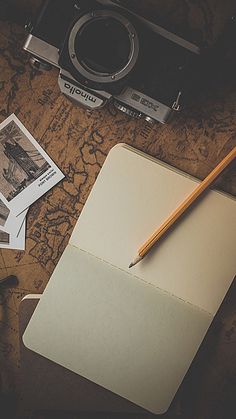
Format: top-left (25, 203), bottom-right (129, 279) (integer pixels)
top-left (0, 1), bottom-right (236, 418)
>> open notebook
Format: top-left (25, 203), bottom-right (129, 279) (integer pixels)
top-left (23, 144), bottom-right (236, 414)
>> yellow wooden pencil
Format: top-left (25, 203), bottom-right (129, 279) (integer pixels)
top-left (129, 146), bottom-right (236, 268)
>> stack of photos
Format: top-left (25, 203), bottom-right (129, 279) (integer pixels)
top-left (0, 114), bottom-right (64, 250)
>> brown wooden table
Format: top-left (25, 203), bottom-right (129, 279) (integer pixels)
top-left (0, 1), bottom-right (236, 418)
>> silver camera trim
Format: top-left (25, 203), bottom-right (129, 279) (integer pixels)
top-left (68, 9), bottom-right (139, 83)
top-left (24, 35), bottom-right (60, 67)
top-left (23, 0), bottom-right (201, 124)
top-left (58, 72), bottom-right (106, 109)
top-left (115, 87), bottom-right (172, 124)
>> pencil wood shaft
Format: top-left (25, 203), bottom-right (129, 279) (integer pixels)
top-left (138, 147), bottom-right (236, 258)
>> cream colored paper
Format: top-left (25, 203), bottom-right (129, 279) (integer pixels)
top-left (23, 144), bottom-right (236, 414)
top-left (23, 245), bottom-right (212, 414)
top-left (71, 144), bottom-right (236, 315)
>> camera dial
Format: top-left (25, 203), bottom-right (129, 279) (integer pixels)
top-left (113, 100), bottom-right (142, 119)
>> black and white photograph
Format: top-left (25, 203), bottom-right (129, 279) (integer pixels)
top-left (0, 208), bottom-right (27, 239)
top-left (0, 230), bottom-right (10, 244)
top-left (0, 119), bottom-right (50, 201)
top-left (0, 114), bottom-right (65, 216)
top-left (0, 219), bottom-right (26, 250)
top-left (0, 198), bottom-right (10, 227)
top-left (0, 197), bottom-right (26, 236)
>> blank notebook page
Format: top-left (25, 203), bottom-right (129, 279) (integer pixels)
top-left (70, 144), bottom-right (236, 315)
top-left (23, 245), bottom-right (212, 414)
top-left (23, 144), bottom-right (236, 415)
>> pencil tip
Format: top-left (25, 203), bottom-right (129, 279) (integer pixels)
top-left (128, 255), bottom-right (142, 268)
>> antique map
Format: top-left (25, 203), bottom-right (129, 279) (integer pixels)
top-left (0, 1), bottom-right (236, 417)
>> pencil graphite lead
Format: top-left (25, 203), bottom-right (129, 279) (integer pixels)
top-left (129, 255), bottom-right (142, 268)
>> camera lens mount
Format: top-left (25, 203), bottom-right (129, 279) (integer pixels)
top-left (68, 9), bottom-right (139, 84)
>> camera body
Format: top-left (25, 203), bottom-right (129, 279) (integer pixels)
top-left (24, 0), bottom-right (200, 124)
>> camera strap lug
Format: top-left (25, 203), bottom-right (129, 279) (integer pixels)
top-left (172, 91), bottom-right (182, 111)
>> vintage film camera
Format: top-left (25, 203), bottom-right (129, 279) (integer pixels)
top-left (24, 0), bottom-right (201, 124)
